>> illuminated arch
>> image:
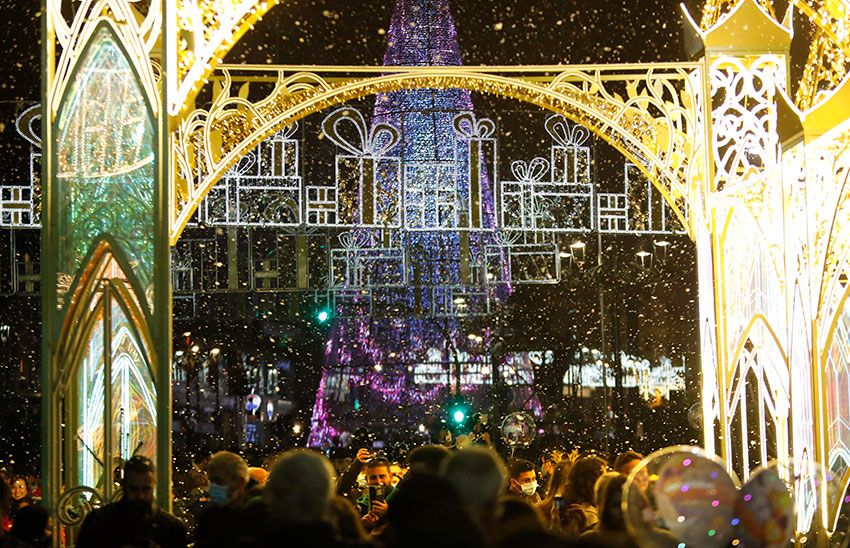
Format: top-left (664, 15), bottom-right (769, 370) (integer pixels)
top-left (39, 0), bottom-right (849, 532)
top-left (171, 66), bottom-right (705, 243)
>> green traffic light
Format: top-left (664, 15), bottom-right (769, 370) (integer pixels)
top-left (448, 397), bottom-right (471, 428)
top-left (316, 308), bottom-right (330, 323)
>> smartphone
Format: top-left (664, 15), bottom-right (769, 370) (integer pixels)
top-left (368, 485), bottom-right (386, 503)
top-left (554, 496), bottom-right (567, 511)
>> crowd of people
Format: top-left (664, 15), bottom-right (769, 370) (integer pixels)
top-left (0, 444), bottom-right (660, 547)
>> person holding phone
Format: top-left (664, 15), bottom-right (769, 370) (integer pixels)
top-left (336, 447), bottom-right (374, 500)
top-left (537, 459), bottom-right (573, 529)
top-left (357, 458), bottom-right (396, 532)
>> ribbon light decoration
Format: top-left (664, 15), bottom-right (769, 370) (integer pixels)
top-left (322, 108), bottom-right (401, 226)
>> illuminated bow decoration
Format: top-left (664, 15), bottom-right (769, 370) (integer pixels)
top-left (511, 157), bottom-right (549, 183)
top-left (322, 108), bottom-right (400, 158)
top-left (545, 114), bottom-right (590, 147)
top-left (453, 113), bottom-right (496, 139)
top-left (492, 230), bottom-right (522, 247)
top-left (230, 151), bottom-right (257, 176)
top-left (338, 230), bottom-right (371, 251)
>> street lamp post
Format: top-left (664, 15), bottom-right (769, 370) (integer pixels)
top-left (565, 233), bottom-right (668, 455)
top-left (594, 231), bottom-right (613, 455)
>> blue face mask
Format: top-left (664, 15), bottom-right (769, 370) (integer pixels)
top-left (208, 483), bottom-right (230, 506)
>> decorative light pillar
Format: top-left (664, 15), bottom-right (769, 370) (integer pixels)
top-left (41, 1), bottom-right (277, 538)
top-left (42, 6), bottom-right (169, 535)
top-left (689, 0), bottom-right (850, 537)
top-left (686, 0), bottom-right (793, 495)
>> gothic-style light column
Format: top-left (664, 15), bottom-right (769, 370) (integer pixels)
top-left (41, 1), bottom-right (278, 536)
top-left (685, 0), bottom-right (793, 481)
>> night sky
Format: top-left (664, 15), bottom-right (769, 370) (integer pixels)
top-left (225, 0), bottom-right (694, 65)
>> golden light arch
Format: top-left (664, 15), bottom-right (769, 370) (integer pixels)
top-left (170, 64), bottom-right (705, 243)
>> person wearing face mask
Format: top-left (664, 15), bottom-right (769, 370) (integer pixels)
top-left (75, 456), bottom-right (189, 548)
top-left (507, 460), bottom-right (541, 504)
top-left (194, 451), bottom-right (258, 548)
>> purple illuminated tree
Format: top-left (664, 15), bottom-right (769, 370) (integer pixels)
top-left (308, 0), bottom-right (508, 448)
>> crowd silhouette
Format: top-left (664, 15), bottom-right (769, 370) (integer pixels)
top-left (1, 442), bottom-right (665, 547)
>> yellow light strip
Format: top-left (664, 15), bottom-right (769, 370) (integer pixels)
top-left (167, 0), bottom-right (280, 116)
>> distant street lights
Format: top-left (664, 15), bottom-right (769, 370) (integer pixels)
top-left (561, 235), bottom-right (673, 454)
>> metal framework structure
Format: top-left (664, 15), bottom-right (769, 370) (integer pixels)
top-left (39, 0), bottom-right (850, 542)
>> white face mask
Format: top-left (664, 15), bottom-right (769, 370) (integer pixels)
top-left (521, 481), bottom-right (538, 496)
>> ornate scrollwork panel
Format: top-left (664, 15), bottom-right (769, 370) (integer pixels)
top-left (699, 0), bottom-right (850, 111)
top-left (709, 55), bottom-right (785, 191)
top-left (56, 486), bottom-right (105, 528)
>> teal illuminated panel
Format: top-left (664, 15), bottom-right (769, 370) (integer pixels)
top-left (74, 308), bottom-right (106, 489)
top-left (109, 298), bottom-right (156, 465)
top-left (55, 25), bottom-right (155, 311)
top-left (72, 295), bottom-right (156, 489)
